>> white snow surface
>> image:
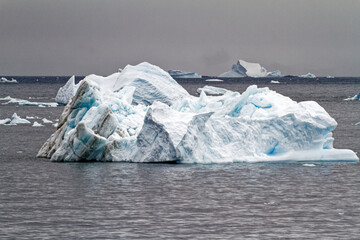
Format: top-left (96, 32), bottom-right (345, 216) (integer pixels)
top-left (37, 62), bottom-right (359, 163)
top-left (300, 73), bottom-right (316, 78)
top-left (55, 76), bottom-right (77, 105)
top-left (219, 60), bottom-right (267, 78)
top-left (168, 70), bottom-right (202, 78)
top-left (0, 113), bottom-right (30, 125)
top-left (197, 85), bottom-right (229, 95)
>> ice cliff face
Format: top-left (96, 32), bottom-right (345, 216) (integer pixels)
top-left (55, 76), bottom-right (77, 105)
top-left (168, 70), bottom-right (202, 78)
top-left (38, 62), bottom-right (359, 163)
top-left (219, 60), bottom-right (268, 78)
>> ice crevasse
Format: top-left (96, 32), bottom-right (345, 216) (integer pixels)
top-left (37, 62), bottom-right (359, 163)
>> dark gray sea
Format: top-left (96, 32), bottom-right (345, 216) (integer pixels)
top-left (0, 77), bottom-right (359, 239)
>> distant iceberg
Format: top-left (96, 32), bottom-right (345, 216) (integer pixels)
top-left (0, 113), bottom-right (30, 125)
top-left (0, 77), bottom-right (17, 83)
top-left (205, 79), bottom-right (223, 82)
top-left (344, 92), bottom-right (360, 101)
top-left (219, 60), bottom-right (267, 78)
top-left (267, 70), bottom-right (283, 78)
top-left (38, 62), bottom-right (359, 163)
top-left (300, 73), bottom-right (316, 78)
top-left (197, 85), bottom-right (228, 96)
top-left (55, 76), bottom-right (77, 105)
top-left (326, 75), bottom-right (335, 79)
top-left (168, 70), bottom-right (202, 78)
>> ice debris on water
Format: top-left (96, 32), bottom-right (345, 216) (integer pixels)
top-left (270, 80), bottom-right (280, 84)
top-left (0, 77), bottom-right (18, 83)
top-left (33, 121), bottom-right (44, 127)
top-left (0, 113), bottom-right (31, 125)
top-left (0, 96), bottom-right (57, 107)
top-left (197, 85), bottom-right (228, 96)
top-left (37, 62), bottom-right (359, 163)
top-left (344, 92), bottom-right (360, 101)
top-left (299, 73), bottom-right (316, 78)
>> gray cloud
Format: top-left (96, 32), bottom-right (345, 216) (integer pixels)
top-left (0, 0), bottom-right (359, 76)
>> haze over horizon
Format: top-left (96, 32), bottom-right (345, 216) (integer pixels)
top-left (0, 0), bottom-right (359, 77)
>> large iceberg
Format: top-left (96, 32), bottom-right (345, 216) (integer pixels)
top-left (300, 73), bottom-right (316, 78)
top-left (38, 62), bottom-right (359, 163)
top-left (219, 60), bottom-right (268, 78)
top-left (168, 70), bottom-right (202, 78)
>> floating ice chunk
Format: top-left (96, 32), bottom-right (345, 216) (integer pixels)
top-left (344, 92), bottom-right (360, 101)
top-left (326, 75), bottom-right (335, 78)
top-left (55, 75), bottom-right (77, 105)
top-left (267, 70), bottom-right (283, 77)
top-left (42, 118), bottom-right (53, 124)
top-left (205, 79), bottom-right (223, 82)
top-left (300, 73), bottom-right (316, 78)
top-left (303, 164), bottom-right (316, 167)
top-left (219, 60), bottom-right (267, 78)
top-left (197, 85), bottom-right (229, 96)
top-left (355, 122), bottom-right (360, 126)
top-left (26, 116), bottom-right (35, 119)
top-left (0, 96), bottom-right (57, 107)
top-left (270, 80), bottom-right (280, 84)
top-left (0, 113), bottom-right (30, 125)
top-left (33, 121), bottom-right (44, 127)
top-left (168, 70), bottom-right (202, 78)
top-left (53, 123), bottom-right (59, 128)
top-left (0, 77), bottom-right (17, 83)
top-left (38, 62), bottom-right (359, 163)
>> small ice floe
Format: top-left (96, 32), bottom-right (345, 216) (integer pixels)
top-left (52, 123), bottom-right (59, 128)
top-left (0, 96), bottom-right (58, 107)
top-left (264, 201), bottom-right (276, 205)
top-left (0, 77), bottom-right (18, 83)
top-left (355, 122), bottom-right (360, 126)
top-left (196, 85), bottom-right (229, 96)
top-left (26, 116), bottom-right (35, 119)
top-left (302, 163), bottom-right (317, 167)
top-left (344, 92), bottom-right (360, 101)
top-left (32, 121), bottom-right (44, 127)
top-left (0, 113), bottom-right (31, 125)
top-left (270, 80), bottom-right (280, 84)
top-left (205, 79), bottom-right (224, 82)
top-left (42, 118), bottom-right (53, 124)
top-left (326, 75), bottom-right (335, 79)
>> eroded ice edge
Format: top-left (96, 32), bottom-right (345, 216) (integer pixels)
top-left (37, 62), bottom-right (359, 163)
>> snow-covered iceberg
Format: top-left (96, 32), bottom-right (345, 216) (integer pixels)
top-left (219, 60), bottom-right (267, 78)
top-left (168, 70), bottom-right (202, 78)
top-left (300, 73), bottom-right (316, 78)
top-left (38, 62), bottom-right (359, 163)
top-left (0, 77), bottom-right (17, 83)
top-left (344, 92), bottom-right (360, 101)
top-left (55, 76), bottom-right (78, 105)
top-left (267, 70), bottom-right (283, 78)
top-left (0, 113), bottom-right (30, 125)
top-left (197, 85), bottom-right (228, 96)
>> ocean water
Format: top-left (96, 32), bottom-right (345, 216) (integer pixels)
top-left (0, 77), bottom-right (359, 239)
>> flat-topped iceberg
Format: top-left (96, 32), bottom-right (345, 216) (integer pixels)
top-left (38, 62), bottom-right (359, 163)
top-left (219, 60), bottom-right (267, 78)
top-left (300, 73), bottom-right (316, 78)
top-left (168, 70), bottom-right (202, 78)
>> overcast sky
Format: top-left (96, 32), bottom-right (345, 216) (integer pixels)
top-left (0, 0), bottom-right (359, 76)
